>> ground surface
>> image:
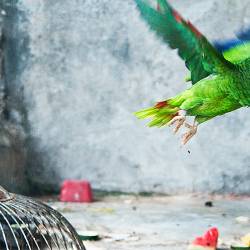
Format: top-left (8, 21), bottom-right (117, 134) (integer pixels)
top-left (45, 195), bottom-right (250, 250)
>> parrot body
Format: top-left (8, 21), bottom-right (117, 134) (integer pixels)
top-left (134, 0), bottom-right (250, 144)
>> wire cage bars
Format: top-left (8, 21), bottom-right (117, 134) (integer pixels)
top-left (0, 186), bottom-right (86, 250)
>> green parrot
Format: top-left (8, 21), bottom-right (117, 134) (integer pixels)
top-left (134, 0), bottom-right (250, 144)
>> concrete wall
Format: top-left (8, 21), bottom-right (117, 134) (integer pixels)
top-left (0, 2), bottom-right (28, 193)
top-left (2, 0), bottom-right (250, 194)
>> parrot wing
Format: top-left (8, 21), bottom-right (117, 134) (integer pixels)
top-left (222, 42), bottom-right (250, 63)
top-left (213, 26), bottom-right (250, 53)
top-left (135, 0), bottom-right (235, 84)
top-left (213, 39), bottom-right (243, 53)
top-left (213, 25), bottom-right (250, 62)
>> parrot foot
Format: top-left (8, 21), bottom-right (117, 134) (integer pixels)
top-left (181, 122), bottom-right (198, 145)
top-left (167, 111), bottom-right (186, 133)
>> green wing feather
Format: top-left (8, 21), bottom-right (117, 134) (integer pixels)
top-left (222, 42), bottom-right (250, 64)
top-left (221, 41), bottom-right (250, 106)
top-left (135, 0), bottom-right (235, 84)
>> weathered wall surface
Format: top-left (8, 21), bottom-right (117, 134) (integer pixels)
top-left (2, 0), bottom-right (250, 194)
top-left (0, 2), bottom-right (28, 193)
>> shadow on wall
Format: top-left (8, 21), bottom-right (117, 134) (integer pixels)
top-left (0, 2), bottom-right (28, 194)
top-left (0, 1), bottom-right (61, 194)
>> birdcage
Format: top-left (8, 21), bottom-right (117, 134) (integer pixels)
top-left (0, 186), bottom-right (86, 249)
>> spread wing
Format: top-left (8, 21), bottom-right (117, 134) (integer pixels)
top-left (213, 26), bottom-right (250, 62)
top-left (135, 0), bottom-right (235, 84)
top-left (213, 27), bottom-right (250, 52)
top-left (222, 42), bottom-right (250, 64)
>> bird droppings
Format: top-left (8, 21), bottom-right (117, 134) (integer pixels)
top-left (235, 216), bottom-right (250, 224)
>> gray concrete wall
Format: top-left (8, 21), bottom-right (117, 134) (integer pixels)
top-left (2, 0), bottom-right (250, 194)
top-left (0, 2), bottom-right (28, 193)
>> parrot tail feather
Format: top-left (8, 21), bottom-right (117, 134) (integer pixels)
top-left (134, 100), bottom-right (180, 127)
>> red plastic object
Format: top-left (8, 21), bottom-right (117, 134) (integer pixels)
top-left (190, 227), bottom-right (219, 248)
top-left (60, 180), bottom-right (93, 203)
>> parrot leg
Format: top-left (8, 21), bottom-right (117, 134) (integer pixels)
top-left (167, 110), bottom-right (186, 133)
top-left (181, 121), bottom-right (198, 145)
